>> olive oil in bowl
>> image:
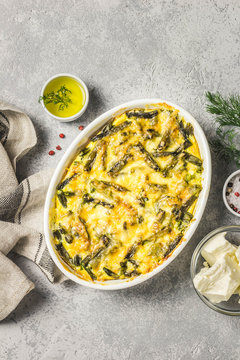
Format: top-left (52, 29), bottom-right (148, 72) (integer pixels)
top-left (40, 74), bottom-right (89, 122)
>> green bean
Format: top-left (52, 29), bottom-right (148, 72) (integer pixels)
top-left (91, 179), bottom-right (129, 193)
top-left (164, 235), bottom-right (183, 257)
top-left (143, 128), bottom-right (161, 140)
top-left (157, 130), bottom-right (171, 151)
top-left (103, 267), bottom-right (119, 279)
top-left (128, 259), bottom-right (138, 267)
top-left (172, 195), bottom-right (197, 220)
top-left (57, 173), bottom-right (78, 190)
top-left (83, 193), bottom-right (114, 209)
top-left (184, 139), bottom-right (192, 149)
top-left (156, 209), bottom-right (165, 223)
top-left (153, 151), bottom-right (174, 158)
top-left (96, 201), bottom-right (114, 209)
top-left (179, 120), bottom-right (194, 140)
top-left (125, 241), bottom-right (140, 259)
top-left (65, 234), bottom-right (73, 244)
top-left (101, 141), bottom-right (108, 170)
top-left (84, 147), bottom-right (98, 172)
top-left (124, 270), bottom-right (140, 277)
top-left (82, 234), bottom-right (111, 267)
top-left (79, 147), bottom-right (90, 158)
top-left (73, 254), bottom-right (82, 266)
top-left (53, 230), bottom-right (62, 240)
top-left (134, 142), bottom-right (160, 171)
top-left (91, 121), bottom-right (113, 142)
top-left (127, 110), bottom-right (158, 119)
top-left (162, 157), bottom-right (178, 177)
top-left (184, 195), bottom-right (197, 209)
top-left (153, 139), bottom-right (192, 158)
top-left (120, 259), bottom-right (139, 277)
top-left (148, 183), bottom-right (168, 192)
top-left (120, 261), bottom-right (128, 275)
top-left (138, 196), bottom-right (149, 207)
top-left (55, 243), bottom-right (71, 262)
top-left (78, 216), bottom-right (90, 241)
top-left (182, 212), bottom-right (193, 223)
top-left (59, 227), bottom-right (66, 234)
top-left (81, 255), bottom-right (92, 267)
top-left (91, 121), bottom-right (131, 141)
top-left (57, 191), bottom-right (67, 208)
top-left (183, 152), bottom-right (202, 167)
top-left (63, 191), bottom-right (75, 197)
top-left (137, 216), bottom-right (144, 224)
top-left (82, 265), bottom-right (96, 280)
top-left (101, 234), bottom-right (111, 247)
top-left (108, 154), bottom-right (133, 177)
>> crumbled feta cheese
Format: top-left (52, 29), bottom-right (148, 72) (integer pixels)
top-left (194, 232), bottom-right (240, 303)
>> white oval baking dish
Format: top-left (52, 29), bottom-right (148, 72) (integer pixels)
top-left (44, 99), bottom-right (212, 290)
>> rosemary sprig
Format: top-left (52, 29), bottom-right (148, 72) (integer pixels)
top-left (206, 91), bottom-right (240, 167)
top-left (39, 85), bottom-right (72, 111)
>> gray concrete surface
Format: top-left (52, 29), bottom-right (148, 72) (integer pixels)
top-left (1, 0), bottom-right (240, 359)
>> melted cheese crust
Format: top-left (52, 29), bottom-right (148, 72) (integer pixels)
top-left (50, 104), bottom-right (203, 282)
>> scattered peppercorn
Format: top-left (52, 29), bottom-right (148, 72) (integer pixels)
top-left (226, 192), bottom-right (229, 196)
top-left (79, 125), bottom-right (84, 131)
top-left (228, 182), bottom-right (233, 187)
top-left (234, 207), bottom-right (238, 212)
top-left (59, 133), bottom-right (65, 138)
top-left (235, 192), bottom-right (240, 197)
top-left (238, 211), bottom-right (240, 214)
top-left (56, 145), bottom-right (62, 150)
top-left (49, 150), bottom-right (55, 156)
top-left (230, 204), bottom-right (235, 209)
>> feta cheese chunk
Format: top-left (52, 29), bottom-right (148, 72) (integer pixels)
top-left (201, 232), bottom-right (236, 266)
top-left (235, 246), bottom-right (240, 265)
top-left (194, 254), bottom-right (240, 303)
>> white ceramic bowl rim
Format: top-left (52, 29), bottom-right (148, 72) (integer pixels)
top-left (44, 98), bottom-right (212, 290)
top-left (40, 73), bottom-right (89, 122)
top-left (222, 169), bottom-right (240, 217)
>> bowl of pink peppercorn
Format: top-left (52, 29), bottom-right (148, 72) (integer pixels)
top-left (223, 169), bottom-right (240, 217)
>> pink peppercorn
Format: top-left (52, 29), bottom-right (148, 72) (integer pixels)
top-left (235, 192), bottom-right (240, 197)
top-left (49, 150), bottom-right (55, 156)
top-left (56, 145), bottom-right (62, 150)
top-left (59, 133), bottom-right (65, 138)
top-left (79, 125), bottom-right (84, 131)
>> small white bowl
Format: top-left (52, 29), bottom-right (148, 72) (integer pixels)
top-left (40, 73), bottom-right (89, 122)
top-left (44, 99), bottom-right (211, 290)
top-left (223, 169), bottom-right (240, 217)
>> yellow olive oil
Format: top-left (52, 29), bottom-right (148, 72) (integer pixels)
top-left (44, 76), bottom-right (86, 118)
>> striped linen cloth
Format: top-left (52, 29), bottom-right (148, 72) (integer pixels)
top-left (0, 102), bottom-right (64, 321)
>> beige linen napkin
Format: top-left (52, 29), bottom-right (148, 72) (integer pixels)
top-left (0, 102), bottom-right (64, 321)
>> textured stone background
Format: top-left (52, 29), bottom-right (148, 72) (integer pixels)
top-left (1, 0), bottom-right (240, 359)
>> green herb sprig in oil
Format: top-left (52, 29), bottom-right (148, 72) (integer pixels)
top-left (39, 85), bottom-right (72, 111)
top-left (206, 91), bottom-right (240, 167)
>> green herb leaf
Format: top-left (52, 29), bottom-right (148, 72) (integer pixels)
top-left (39, 85), bottom-right (72, 111)
top-left (206, 92), bottom-right (240, 167)
top-left (206, 91), bottom-right (240, 127)
top-left (210, 128), bottom-right (240, 167)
